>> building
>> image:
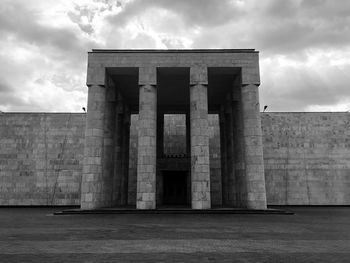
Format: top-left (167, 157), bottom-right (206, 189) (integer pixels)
top-left (0, 50), bottom-right (349, 208)
top-left (81, 49), bottom-right (266, 210)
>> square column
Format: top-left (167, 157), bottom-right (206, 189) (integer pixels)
top-left (156, 111), bottom-right (164, 205)
top-left (81, 84), bottom-right (107, 209)
top-left (156, 111), bottom-right (164, 158)
top-left (190, 66), bottom-right (211, 209)
top-left (241, 83), bottom-right (267, 209)
top-left (121, 107), bottom-right (131, 205)
top-left (186, 112), bottom-right (191, 157)
top-left (113, 96), bottom-right (130, 207)
top-left (224, 95), bottom-right (237, 207)
top-left (112, 94), bottom-right (124, 206)
top-left (232, 87), bottom-right (246, 208)
top-left (136, 84), bottom-right (157, 209)
top-left (101, 83), bottom-right (117, 207)
top-left (219, 109), bottom-right (228, 206)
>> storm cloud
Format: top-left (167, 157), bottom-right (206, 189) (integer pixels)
top-left (0, 0), bottom-right (349, 112)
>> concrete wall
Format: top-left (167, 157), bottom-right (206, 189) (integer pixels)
top-left (0, 113), bottom-right (85, 205)
top-left (0, 112), bottom-right (349, 206)
top-left (262, 112), bottom-right (350, 205)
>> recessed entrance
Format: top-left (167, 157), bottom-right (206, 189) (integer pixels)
top-left (162, 171), bottom-right (188, 206)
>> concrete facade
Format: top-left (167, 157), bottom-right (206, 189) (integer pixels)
top-left (1, 112), bottom-right (350, 206)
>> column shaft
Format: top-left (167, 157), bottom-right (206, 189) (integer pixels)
top-left (225, 98), bottom-right (237, 207)
top-left (190, 84), bottom-right (211, 209)
top-left (241, 84), bottom-right (267, 209)
top-left (81, 85), bottom-right (106, 209)
top-left (137, 84), bottom-right (157, 209)
top-left (156, 111), bottom-right (164, 158)
top-left (112, 96), bottom-right (124, 206)
top-left (232, 99), bottom-right (246, 207)
top-left (186, 112), bottom-right (191, 157)
top-left (120, 107), bottom-right (131, 205)
top-left (101, 88), bottom-right (116, 207)
top-left (156, 111), bottom-right (164, 205)
top-left (219, 111), bottom-right (228, 206)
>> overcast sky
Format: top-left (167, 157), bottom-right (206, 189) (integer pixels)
top-left (0, 0), bottom-right (349, 112)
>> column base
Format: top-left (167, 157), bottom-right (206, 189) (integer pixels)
top-left (192, 200), bottom-right (211, 210)
top-left (137, 201), bottom-right (156, 209)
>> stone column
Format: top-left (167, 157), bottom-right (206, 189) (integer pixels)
top-left (190, 66), bottom-right (211, 209)
top-left (225, 95), bottom-right (236, 207)
top-left (219, 109), bottom-right (228, 206)
top-left (157, 111), bottom-right (164, 158)
top-left (136, 84), bottom-right (157, 209)
top-left (241, 83), bottom-right (267, 209)
top-left (232, 86), bottom-right (246, 208)
top-left (112, 94), bottom-right (124, 206)
top-left (121, 106), bottom-right (131, 205)
top-left (186, 112), bottom-right (191, 157)
top-left (101, 83), bottom-right (116, 207)
top-left (156, 111), bottom-right (164, 205)
top-left (81, 84), bottom-right (106, 209)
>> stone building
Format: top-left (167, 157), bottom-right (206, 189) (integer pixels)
top-left (1, 50), bottom-right (349, 208)
top-left (81, 49), bottom-right (266, 210)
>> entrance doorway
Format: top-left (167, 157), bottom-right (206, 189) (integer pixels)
top-left (162, 171), bottom-right (188, 206)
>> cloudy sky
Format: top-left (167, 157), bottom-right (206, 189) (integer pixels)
top-left (0, 0), bottom-right (350, 112)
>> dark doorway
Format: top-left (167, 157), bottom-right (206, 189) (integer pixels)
top-left (162, 171), bottom-right (188, 206)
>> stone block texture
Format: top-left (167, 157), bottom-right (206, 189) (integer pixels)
top-left (163, 114), bottom-right (187, 156)
top-left (1, 112), bottom-right (350, 206)
top-left (241, 84), bottom-right (267, 209)
top-left (81, 85), bottom-right (108, 209)
top-left (190, 84), bottom-right (211, 209)
top-left (128, 114), bottom-right (222, 207)
top-left (112, 96), bottom-right (130, 206)
top-left (136, 85), bottom-right (157, 209)
top-left (0, 113), bottom-right (84, 205)
top-left (223, 98), bottom-right (237, 207)
top-left (262, 112), bottom-right (350, 205)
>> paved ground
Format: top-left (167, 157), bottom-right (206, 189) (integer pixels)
top-left (0, 207), bottom-right (349, 262)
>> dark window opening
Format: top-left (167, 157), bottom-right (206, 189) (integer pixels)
top-left (162, 171), bottom-right (188, 206)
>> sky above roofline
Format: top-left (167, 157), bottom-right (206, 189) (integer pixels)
top-left (0, 0), bottom-right (350, 112)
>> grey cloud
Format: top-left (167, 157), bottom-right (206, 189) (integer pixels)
top-left (257, 0), bottom-right (350, 54)
top-left (260, 65), bottom-right (350, 111)
top-left (264, 0), bottom-right (299, 18)
top-left (161, 38), bottom-right (186, 49)
top-left (124, 32), bottom-right (158, 48)
top-left (67, 4), bottom-right (96, 35)
top-left (0, 82), bottom-right (12, 93)
top-left (51, 74), bottom-right (84, 92)
top-left (67, 0), bottom-right (123, 35)
top-left (107, 0), bottom-right (242, 28)
top-left (0, 93), bottom-right (31, 109)
top-left (173, 0), bottom-right (350, 55)
top-left (105, 0), bottom-right (350, 55)
top-left (0, 82), bottom-right (34, 111)
top-left (300, 0), bottom-right (350, 18)
top-left (0, 2), bottom-right (98, 66)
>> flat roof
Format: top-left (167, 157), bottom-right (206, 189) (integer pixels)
top-left (90, 49), bottom-right (258, 53)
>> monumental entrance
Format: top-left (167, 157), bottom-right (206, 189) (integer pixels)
top-left (81, 49), bottom-right (267, 210)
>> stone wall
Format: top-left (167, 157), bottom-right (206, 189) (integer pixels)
top-left (0, 112), bottom-right (349, 206)
top-left (163, 114), bottom-right (187, 156)
top-left (0, 113), bottom-right (85, 205)
top-left (262, 112), bottom-right (350, 205)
